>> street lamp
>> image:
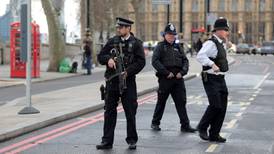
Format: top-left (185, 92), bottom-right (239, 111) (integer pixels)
top-left (204, 0), bottom-right (210, 32)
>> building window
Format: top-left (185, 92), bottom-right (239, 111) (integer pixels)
top-left (192, 0), bottom-right (199, 12)
top-left (245, 22), bottom-right (252, 43)
top-left (259, 22), bottom-right (265, 37)
top-left (272, 23), bottom-right (274, 40)
top-left (152, 4), bottom-right (158, 12)
top-left (231, 0), bottom-right (238, 12)
top-left (151, 22), bottom-right (158, 40)
top-left (273, 0), bottom-right (274, 11)
top-left (230, 22), bottom-right (238, 43)
top-left (259, 0), bottom-right (265, 12)
top-left (192, 22), bottom-right (199, 29)
top-left (218, 0), bottom-right (225, 11)
top-left (245, 0), bottom-right (252, 12)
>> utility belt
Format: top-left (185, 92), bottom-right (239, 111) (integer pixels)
top-left (201, 70), bottom-right (225, 82)
top-left (203, 69), bottom-right (226, 75)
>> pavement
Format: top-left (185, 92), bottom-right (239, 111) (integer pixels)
top-left (0, 53), bottom-right (234, 142)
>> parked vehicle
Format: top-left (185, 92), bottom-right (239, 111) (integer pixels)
top-left (236, 43), bottom-right (250, 54)
top-left (260, 41), bottom-right (274, 55)
top-left (248, 44), bottom-right (258, 55)
top-left (227, 43), bottom-right (236, 53)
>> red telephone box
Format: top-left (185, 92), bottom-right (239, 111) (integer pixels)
top-left (10, 22), bottom-right (40, 78)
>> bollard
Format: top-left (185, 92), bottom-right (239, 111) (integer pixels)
top-left (0, 48), bottom-right (3, 65)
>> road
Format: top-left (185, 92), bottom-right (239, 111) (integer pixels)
top-left (0, 55), bottom-right (274, 153)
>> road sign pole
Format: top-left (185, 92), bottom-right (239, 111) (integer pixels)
top-left (18, 0), bottom-right (40, 114)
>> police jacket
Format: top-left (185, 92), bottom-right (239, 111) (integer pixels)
top-left (98, 35), bottom-right (146, 80)
top-left (152, 40), bottom-right (189, 77)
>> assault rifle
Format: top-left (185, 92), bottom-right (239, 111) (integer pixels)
top-left (105, 43), bottom-right (127, 95)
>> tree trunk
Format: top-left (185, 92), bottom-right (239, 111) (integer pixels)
top-left (41, 0), bottom-right (65, 72)
top-left (130, 0), bottom-right (142, 38)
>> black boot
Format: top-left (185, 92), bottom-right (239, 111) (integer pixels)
top-left (209, 135), bottom-right (226, 143)
top-left (151, 124), bottom-right (161, 131)
top-left (96, 142), bottom-right (113, 150)
top-left (181, 125), bottom-right (197, 133)
top-left (87, 69), bottom-right (92, 75)
top-left (128, 143), bottom-right (137, 150)
top-left (197, 129), bottom-right (209, 141)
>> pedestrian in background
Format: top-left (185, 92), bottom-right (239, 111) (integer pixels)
top-left (96, 17), bottom-right (145, 150)
top-left (196, 17), bottom-right (230, 143)
top-left (83, 39), bottom-right (92, 75)
top-left (150, 23), bottom-right (196, 133)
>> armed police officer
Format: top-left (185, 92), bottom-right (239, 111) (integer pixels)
top-left (151, 23), bottom-right (196, 133)
top-left (196, 17), bottom-right (230, 143)
top-left (96, 17), bottom-right (145, 150)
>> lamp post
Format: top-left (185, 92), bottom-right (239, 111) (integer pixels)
top-left (179, 0), bottom-right (183, 33)
top-left (86, 0), bottom-right (90, 30)
top-left (167, 4), bottom-right (170, 24)
top-left (204, 0), bottom-right (210, 32)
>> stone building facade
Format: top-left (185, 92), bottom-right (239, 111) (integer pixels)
top-left (140, 0), bottom-right (274, 44)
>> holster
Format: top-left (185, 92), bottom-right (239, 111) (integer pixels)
top-left (201, 72), bottom-right (208, 82)
top-left (100, 84), bottom-right (105, 100)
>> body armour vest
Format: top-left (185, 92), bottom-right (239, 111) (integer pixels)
top-left (112, 36), bottom-right (135, 68)
top-left (203, 36), bottom-right (229, 72)
top-left (159, 42), bottom-right (183, 68)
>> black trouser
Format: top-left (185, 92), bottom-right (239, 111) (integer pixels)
top-left (102, 78), bottom-right (138, 145)
top-left (152, 77), bottom-right (190, 127)
top-left (198, 73), bottom-right (228, 137)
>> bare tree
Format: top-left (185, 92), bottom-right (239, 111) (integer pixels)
top-left (130, 0), bottom-right (142, 38)
top-left (41, 0), bottom-right (65, 72)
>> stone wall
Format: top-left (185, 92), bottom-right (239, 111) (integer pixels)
top-left (1, 43), bottom-right (82, 64)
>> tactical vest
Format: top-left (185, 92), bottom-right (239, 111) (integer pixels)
top-left (113, 36), bottom-right (135, 68)
top-left (159, 42), bottom-right (183, 68)
top-left (202, 36), bottom-right (228, 72)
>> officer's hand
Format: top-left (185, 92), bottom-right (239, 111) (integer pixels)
top-left (121, 71), bottom-right (127, 79)
top-left (212, 64), bottom-right (220, 72)
top-left (108, 58), bottom-right (116, 69)
top-left (167, 72), bottom-right (174, 79)
top-left (176, 72), bottom-right (182, 79)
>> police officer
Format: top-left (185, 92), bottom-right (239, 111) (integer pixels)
top-left (151, 23), bottom-right (196, 133)
top-left (196, 17), bottom-right (230, 143)
top-left (96, 17), bottom-right (145, 150)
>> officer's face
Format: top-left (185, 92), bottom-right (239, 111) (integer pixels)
top-left (216, 29), bottom-right (229, 40)
top-left (164, 33), bottom-right (176, 44)
top-left (116, 26), bottom-right (130, 37)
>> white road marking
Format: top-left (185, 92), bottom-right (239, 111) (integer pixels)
top-left (206, 144), bottom-right (218, 152)
top-left (240, 107), bottom-right (247, 111)
top-left (236, 112), bottom-right (243, 117)
top-left (249, 97), bottom-right (254, 101)
top-left (225, 119), bottom-right (238, 129)
top-left (254, 73), bottom-right (270, 89)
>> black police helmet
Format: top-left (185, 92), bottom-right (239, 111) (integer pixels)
top-left (163, 23), bottom-right (177, 35)
top-left (213, 17), bottom-right (229, 32)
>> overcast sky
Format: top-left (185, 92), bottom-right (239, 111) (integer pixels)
top-left (0, 0), bottom-right (80, 42)
top-left (0, 0), bottom-right (10, 16)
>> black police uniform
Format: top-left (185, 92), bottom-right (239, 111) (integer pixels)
top-left (151, 24), bottom-right (195, 131)
top-left (197, 36), bottom-right (228, 141)
top-left (197, 17), bottom-right (229, 142)
top-left (97, 19), bottom-right (145, 147)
